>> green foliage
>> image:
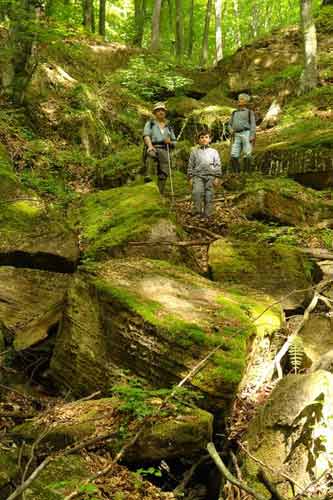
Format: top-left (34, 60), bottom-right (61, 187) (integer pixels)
top-left (109, 55), bottom-right (193, 99)
top-left (288, 335), bottom-right (304, 373)
top-left (111, 378), bottom-right (201, 419)
top-left (136, 466), bottom-right (162, 478)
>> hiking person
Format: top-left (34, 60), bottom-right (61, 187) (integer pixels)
top-left (187, 129), bottom-right (222, 218)
top-left (143, 102), bottom-right (177, 195)
top-left (228, 93), bottom-right (256, 173)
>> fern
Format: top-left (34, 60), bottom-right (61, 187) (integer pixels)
top-left (288, 335), bottom-right (304, 373)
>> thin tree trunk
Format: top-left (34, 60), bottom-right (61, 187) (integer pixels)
top-left (200, 0), bottom-right (212, 66)
top-left (175, 0), bottom-right (184, 61)
top-left (215, 0), bottom-right (223, 63)
top-left (188, 0), bottom-right (194, 57)
top-left (233, 0), bottom-right (241, 48)
top-left (83, 0), bottom-right (93, 30)
top-left (99, 0), bottom-right (106, 36)
top-left (133, 0), bottom-right (145, 46)
top-left (151, 0), bottom-right (163, 51)
top-left (9, 0), bottom-right (40, 104)
top-left (300, 0), bottom-right (318, 92)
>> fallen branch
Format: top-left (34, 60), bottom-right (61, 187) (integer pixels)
top-left (258, 468), bottom-right (285, 500)
top-left (207, 442), bottom-right (268, 500)
top-left (128, 239), bottom-right (212, 247)
top-left (183, 224), bottom-right (222, 240)
top-left (299, 247), bottom-right (333, 261)
top-left (239, 442), bottom-right (303, 492)
top-left (173, 455), bottom-right (209, 497)
top-left (5, 429), bottom-right (118, 500)
top-left (274, 279), bottom-right (333, 379)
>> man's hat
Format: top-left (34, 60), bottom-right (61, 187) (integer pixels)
top-left (153, 102), bottom-right (167, 113)
top-left (238, 93), bottom-right (250, 102)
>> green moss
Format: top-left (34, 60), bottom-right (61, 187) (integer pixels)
top-left (95, 280), bottom-right (211, 348)
top-left (79, 183), bottom-right (170, 260)
top-left (24, 456), bottom-right (91, 500)
top-left (0, 450), bottom-right (19, 488)
top-left (95, 145), bottom-right (142, 187)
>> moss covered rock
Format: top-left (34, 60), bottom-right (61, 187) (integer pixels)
top-left (50, 258), bottom-right (282, 408)
top-left (78, 182), bottom-right (192, 265)
top-left (23, 455), bottom-right (90, 500)
top-left (233, 176), bottom-right (333, 226)
top-left (242, 371), bottom-right (333, 498)
top-left (208, 238), bottom-right (313, 309)
top-left (95, 145), bottom-right (143, 188)
top-left (0, 154), bottom-right (79, 270)
top-left (0, 449), bottom-right (19, 492)
top-left (50, 273), bottom-right (111, 394)
top-left (0, 267), bottom-right (69, 351)
top-left (12, 397), bottom-right (213, 462)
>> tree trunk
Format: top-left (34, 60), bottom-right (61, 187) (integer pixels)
top-left (200, 0), bottom-right (212, 66)
top-left (215, 0), bottom-right (223, 63)
top-left (8, 0), bottom-right (40, 104)
top-left (133, 0), bottom-right (145, 46)
top-left (83, 0), bottom-right (94, 31)
top-left (175, 0), bottom-right (184, 61)
top-left (300, 0), bottom-right (318, 93)
top-left (188, 0), bottom-right (194, 57)
top-left (233, 0), bottom-right (241, 48)
top-left (99, 0), bottom-right (106, 37)
top-left (151, 0), bottom-right (163, 51)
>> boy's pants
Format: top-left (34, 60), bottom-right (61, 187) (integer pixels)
top-left (231, 130), bottom-right (252, 159)
top-left (192, 176), bottom-right (215, 216)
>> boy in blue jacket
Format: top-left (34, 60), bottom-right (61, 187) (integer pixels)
top-left (187, 130), bottom-right (222, 218)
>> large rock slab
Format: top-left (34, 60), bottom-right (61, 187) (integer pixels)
top-left (242, 371), bottom-right (333, 498)
top-left (78, 183), bottom-right (193, 265)
top-left (50, 259), bottom-right (283, 410)
top-left (234, 177), bottom-right (333, 226)
top-left (0, 267), bottom-right (69, 351)
top-left (0, 145), bottom-right (79, 271)
top-left (12, 397), bottom-right (213, 462)
top-left (208, 238), bottom-right (312, 309)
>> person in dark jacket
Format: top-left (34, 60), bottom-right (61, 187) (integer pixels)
top-left (143, 102), bottom-right (177, 194)
top-left (228, 93), bottom-right (256, 173)
top-left (187, 130), bottom-right (222, 218)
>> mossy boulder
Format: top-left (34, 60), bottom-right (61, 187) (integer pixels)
top-left (0, 144), bottom-right (19, 196)
top-left (50, 273), bottom-right (112, 394)
top-left (78, 182), bottom-right (192, 265)
top-left (234, 176), bottom-right (333, 225)
top-left (95, 145), bottom-right (143, 188)
top-left (208, 238), bottom-right (313, 309)
top-left (23, 455), bottom-right (90, 500)
top-left (0, 158), bottom-right (79, 270)
top-left (51, 258), bottom-right (282, 408)
top-left (180, 104), bottom-right (233, 142)
top-left (242, 371), bottom-right (333, 498)
top-left (11, 397), bottom-right (213, 462)
top-left (299, 314), bottom-right (333, 367)
top-left (0, 449), bottom-right (19, 493)
top-left (0, 267), bottom-right (69, 351)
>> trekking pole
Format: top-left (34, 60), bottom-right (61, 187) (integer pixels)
top-left (166, 144), bottom-right (174, 205)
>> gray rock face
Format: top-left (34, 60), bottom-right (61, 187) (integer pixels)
top-left (242, 371), bottom-right (333, 498)
top-left (0, 267), bottom-right (69, 351)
